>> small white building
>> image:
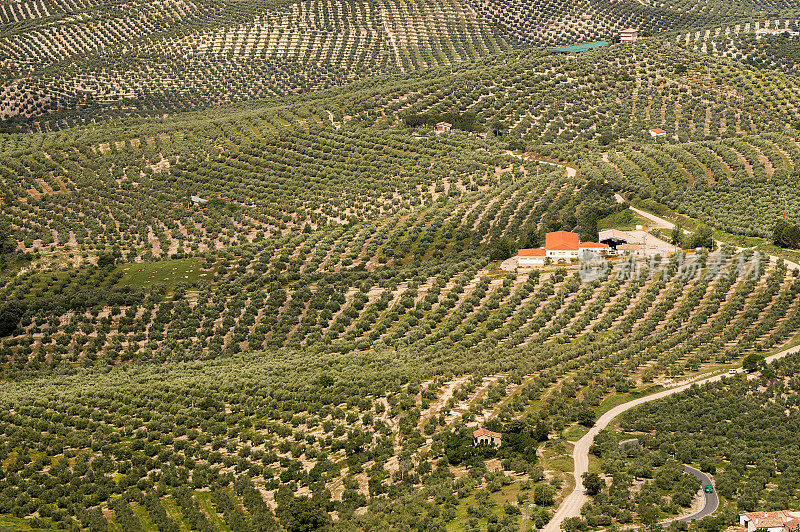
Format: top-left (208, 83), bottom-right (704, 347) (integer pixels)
top-left (518, 248), bottom-right (546, 267)
top-left (755, 28), bottom-right (800, 37)
top-left (620, 28), bottom-right (639, 42)
top-left (578, 242), bottom-right (609, 257)
top-left (740, 512), bottom-right (800, 532)
top-left (190, 195), bottom-right (208, 206)
top-left (617, 243), bottom-right (643, 256)
top-left (473, 428), bottom-right (502, 447)
top-left (649, 128), bottom-right (667, 138)
top-left (435, 122), bottom-right (452, 134)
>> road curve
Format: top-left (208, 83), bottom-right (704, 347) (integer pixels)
top-left (674, 466), bottom-right (718, 523)
top-left (543, 343), bottom-right (800, 532)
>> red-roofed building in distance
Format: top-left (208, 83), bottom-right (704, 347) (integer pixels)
top-left (740, 511), bottom-right (800, 532)
top-left (435, 122), bottom-right (452, 134)
top-left (473, 428), bottom-right (502, 447)
top-left (649, 128), bottom-right (667, 138)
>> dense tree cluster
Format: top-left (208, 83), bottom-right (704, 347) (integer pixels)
top-left (581, 434), bottom-right (701, 527)
top-left (619, 352), bottom-right (800, 515)
top-left (773, 219), bottom-right (800, 249)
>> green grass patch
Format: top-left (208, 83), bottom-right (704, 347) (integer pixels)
top-left (598, 208), bottom-right (651, 231)
top-left (763, 334), bottom-right (800, 357)
top-left (116, 257), bottom-right (211, 289)
top-left (548, 456), bottom-right (573, 473)
top-left (26, 271), bottom-right (70, 298)
top-left (0, 514), bottom-right (54, 530)
top-left (195, 491), bottom-right (232, 532)
top-left (564, 424), bottom-right (589, 441)
top-left (593, 385), bottom-right (663, 417)
top-left (162, 496), bottom-right (191, 532)
top-left (131, 503), bottom-right (158, 532)
top-left (446, 480), bottom-right (527, 532)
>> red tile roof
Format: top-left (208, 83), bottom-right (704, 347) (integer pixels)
top-left (546, 231), bottom-right (580, 251)
top-left (473, 428), bottom-right (502, 439)
top-left (579, 242), bottom-right (609, 249)
top-left (650, 128), bottom-right (666, 134)
top-left (742, 511), bottom-right (800, 528)
top-left (519, 248), bottom-right (546, 257)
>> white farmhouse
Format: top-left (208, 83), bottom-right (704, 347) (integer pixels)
top-left (517, 231), bottom-right (608, 269)
top-left (546, 230), bottom-right (581, 260)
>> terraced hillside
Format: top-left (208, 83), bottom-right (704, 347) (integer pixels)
top-left (0, 0), bottom-right (513, 127)
top-left (2, 194), bottom-right (800, 530)
top-left (466, 0), bottom-right (717, 47)
top-left (1, 83), bottom-right (800, 529)
top-left (1, 124), bottom-right (505, 260)
top-left (324, 40), bottom-right (800, 236)
top-left (2, 16), bottom-right (800, 530)
top-left (0, 42), bottom-right (800, 261)
top-left (580, 133), bottom-right (800, 237)
top-left (2, 0), bottom-right (799, 127)
top-left (3, 40), bottom-right (800, 255)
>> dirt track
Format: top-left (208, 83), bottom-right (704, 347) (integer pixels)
top-left (628, 206), bottom-right (800, 271)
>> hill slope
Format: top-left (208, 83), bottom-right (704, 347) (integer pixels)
top-left (2, 16), bottom-right (800, 532)
top-left (1, 0), bottom-right (797, 127)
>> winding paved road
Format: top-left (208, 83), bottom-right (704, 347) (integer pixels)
top-left (675, 466), bottom-right (718, 523)
top-left (543, 342), bottom-right (800, 532)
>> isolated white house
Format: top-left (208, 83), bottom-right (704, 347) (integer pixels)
top-left (620, 28), bottom-right (639, 42)
top-left (473, 428), bottom-right (502, 447)
top-left (546, 230), bottom-right (581, 259)
top-left (435, 122), bottom-right (452, 134)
